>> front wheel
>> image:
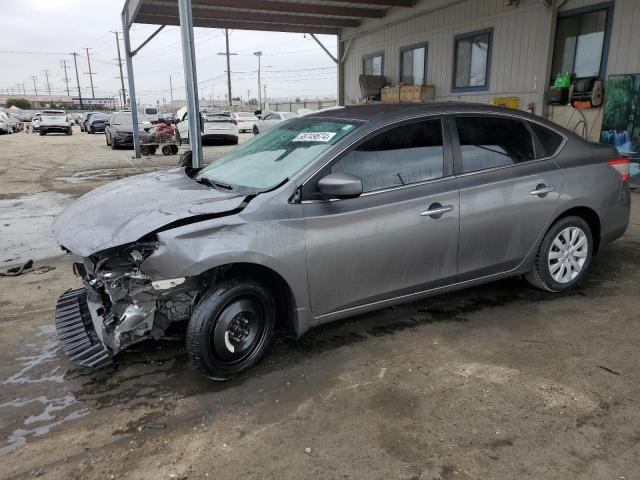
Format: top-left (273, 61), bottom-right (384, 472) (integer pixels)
top-left (525, 216), bottom-right (593, 292)
top-left (186, 279), bottom-right (275, 380)
top-left (253, 125), bottom-right (259, 135)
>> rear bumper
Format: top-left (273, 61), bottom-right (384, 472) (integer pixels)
top-left (90, 125), bottom-right (106, 132)
top-left (54, 288), bottom-right (113, 369)
top-left (41, 126), bottom-right (71, 132)
top-left (202, 133), bottom-right (238, 141)
top-left (600, 184), bottom-right (631, 248)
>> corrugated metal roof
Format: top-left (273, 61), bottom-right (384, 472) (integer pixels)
top-left (126, 0), bottom-right (415, 34)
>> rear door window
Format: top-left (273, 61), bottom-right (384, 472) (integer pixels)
top-left (528, 122), bottom-right (564, 157)
top-left (332, 118), bottom-right (445, 192)
top-left (455, 116), bottom-right (535, 173)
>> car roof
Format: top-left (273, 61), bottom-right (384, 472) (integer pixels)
top-left (305, 102), bottom-right (528, 122)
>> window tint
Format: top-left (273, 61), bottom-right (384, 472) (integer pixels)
top-left (456, 117), bottom-right (535, 173)
top-left (363, 53), bottom-right (384, 76)
top-left (332, 119), bottom-right (444, 192)
top-left (528, 122), bottom-right (563, 157)
top-left (454, 30), bottom-right (492, 89)
top-left (551, 8), bottom-right (609, 80)
top-left (401, 44), bottom-right (427, 85)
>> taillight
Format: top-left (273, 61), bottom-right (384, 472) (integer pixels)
top-left (609, 156), bottom-right (630, 182)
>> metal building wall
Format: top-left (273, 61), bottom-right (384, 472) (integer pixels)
top-left (340, 0), bottom-right (553, 110)
top-left (340, 0), bottom-right (640, 111)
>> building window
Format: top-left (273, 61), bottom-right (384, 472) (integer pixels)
top-left (551, 3), bottom-right (612, 81)
top-left (400, 43), bottom-right (427, 85)
top-left (453, 29), bottom-right (493, 91)
top-left (363, 52), bottom-right (384, 76)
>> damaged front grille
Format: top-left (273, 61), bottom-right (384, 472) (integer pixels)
top-left (55, 288), bottom-right (113, 369)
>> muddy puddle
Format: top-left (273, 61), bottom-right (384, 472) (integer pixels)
top-left (0, 191), bottom-right (73, 266)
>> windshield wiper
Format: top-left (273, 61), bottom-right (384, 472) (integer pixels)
top-left (197, 177), bottom-right (233, 190)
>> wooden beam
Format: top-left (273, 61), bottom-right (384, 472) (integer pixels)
top-left (187, 0), bottom-right (386, 19)
top-left (134, 14), bottom-right (340, 35)
top-left (138, 4), bottom-right (360, 27)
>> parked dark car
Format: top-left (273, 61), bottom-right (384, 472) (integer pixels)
top-left (104, 112), bottom-right (152, 149)
top-left (80, 111), bottom-right (97, 132)
top-left (53, 103), bottom-right (630, 380)
top-left (86, 112), bottom-right (109, 134)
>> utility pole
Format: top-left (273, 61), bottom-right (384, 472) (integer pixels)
top-left (254, 51), bottom-right (262, 110)
top-left (263, 84), bottom-right (268, 109)
top-left (71, 52), bottom-right (83, 108)
top-left (60, 60), bottom-right (71, 96)
top-left (84, 47), bottom-right (96, 98)
top-left (42, 70), bottom-right (52, 96)
top-left (169, 74), bottom-right (174, 111)
top-left (114, 32), bottom-right (127, 107)
top-left (30, 76), bottom-right (38, 96)
top-left (217, 29), bottom-right (237, 109)
top-left (247, 89), bottom-right (251, 106)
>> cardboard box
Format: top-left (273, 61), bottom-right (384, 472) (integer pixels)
top-left (399, 85), bottom-right (435, 102)
top-left (381, 85), bottom-right (400, 103)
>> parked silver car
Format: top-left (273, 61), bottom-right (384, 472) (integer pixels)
top-left (53, 103), bottom-right (630, 380)
top-left (253, 110), bottom-right (298, 135)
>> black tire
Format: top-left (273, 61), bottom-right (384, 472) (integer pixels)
top-left (40, 129), bottom-right (45, 136)
top-left (170, 144), bottom-right (179, 155)
top-left (140, 145), bottom-right (150, 156)
top-left (67, 128), bottom-right (72, 136)
top-left (149, 146), bottom-right (157, 155)
top-left (525, 216), bottom-right (593, 292)
top-left (186, 279), bottom-right (275, 380)
top-left (253, 125), bottom-right (259, 135)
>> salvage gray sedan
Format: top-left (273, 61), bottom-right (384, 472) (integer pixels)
top-left (53, 103), bottom-right (631, 380)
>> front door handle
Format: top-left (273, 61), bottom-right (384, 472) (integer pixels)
top-left (530, 184), bottom-right (555, 197)
top-left (420, 203), bottom-right (454, 219)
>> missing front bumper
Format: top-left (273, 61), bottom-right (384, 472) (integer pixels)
top-left (54, 288), bottom-right (113, 369)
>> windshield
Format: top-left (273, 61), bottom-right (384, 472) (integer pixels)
top-left (281, 112), bottom-right (298, 119)
top-left (196, 118), bottom-right (361, 190)
top-left (236, 112), bottom-right (254, 117)
top-left (92, 113), bottom-right (109, 120)
top-left (112, 113), bottom-right (132, 125)
top-left (205, 114), bottom-right (231, 122)
top-left (43, 111), bottom-right (65, 117)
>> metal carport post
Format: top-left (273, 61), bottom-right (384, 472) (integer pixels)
top-left (121, 0), bottom-right (203, 167)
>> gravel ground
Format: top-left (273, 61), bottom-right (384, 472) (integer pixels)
top-left (0, 128), bottom-right (639, 479)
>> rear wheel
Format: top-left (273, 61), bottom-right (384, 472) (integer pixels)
top-left (140, 145), bottom-right (151, 156)
top-left (252, 125), bottom-right (259, 135)
top-left (186, 279), bottom-right (275, 380)
top-left (40, 129), bottom-right (45, 136)
top-left (525, 216), bottom-right (593, 292)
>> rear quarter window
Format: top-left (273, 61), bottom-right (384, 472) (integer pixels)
top-left (528, 122), bottom-right (564, 157)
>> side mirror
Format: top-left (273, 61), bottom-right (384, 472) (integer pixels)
top-left (317, 173), bottom-right (363, 199)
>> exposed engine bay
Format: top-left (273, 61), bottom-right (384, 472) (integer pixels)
top-left (56, 241), bottom-right (201, 367)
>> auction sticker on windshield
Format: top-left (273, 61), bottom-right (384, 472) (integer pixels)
top-left (292, 132), bottom-right (336, 142)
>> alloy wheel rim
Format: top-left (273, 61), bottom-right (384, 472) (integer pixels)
top-left (548, 226), bottom-right (588, 284)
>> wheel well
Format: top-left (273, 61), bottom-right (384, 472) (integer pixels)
top-left (200, 263), bottom-right (297, 335)
top-left (554, 206), bottom-right (601, 253)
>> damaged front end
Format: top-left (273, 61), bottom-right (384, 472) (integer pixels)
top-left (55, 241), bottom-right (199, 369)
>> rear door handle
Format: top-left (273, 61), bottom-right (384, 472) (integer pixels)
top-left (420, 203), bottom-right (454, 219)
top-left (530, 184), bottom-right (555, 197)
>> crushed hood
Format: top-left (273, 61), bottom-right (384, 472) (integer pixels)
top-left (54, 168), bottom-right (248, 256)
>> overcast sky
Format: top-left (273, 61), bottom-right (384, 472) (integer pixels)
top-left (0, 0), bottom-right (338, 106)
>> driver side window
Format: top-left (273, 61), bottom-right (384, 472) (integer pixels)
top-left (331, 119), bottom-right (445, 193)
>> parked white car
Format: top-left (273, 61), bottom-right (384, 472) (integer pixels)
top-left (176, 108), bottom-right (239, 145)
top-left (230, 111), bottom-right (258, 133)
top-left (0, 112), bottom-right (12, 134)
top-left (39, 110), bottom-right (72, 135)
top-left (253, 111), bottom-right (298, 135)
top-left (31, 112), bottom-right (42, 132)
